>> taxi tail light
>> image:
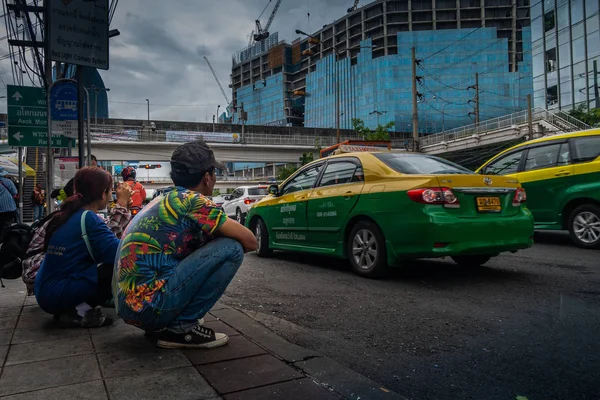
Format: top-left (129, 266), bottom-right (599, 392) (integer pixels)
top-left (512, 188), bottom-right (526, 207)
top-left (243, 198), bottom-right (256, 205)
top-left (407, 187), bottom-right (460, 208)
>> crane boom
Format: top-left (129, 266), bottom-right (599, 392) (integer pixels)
top-left (263, 0), bottom-right (282, 32)
top-left (203, 56), bottom-right (230, 105)
top-left (347, 0), bottom-right (359, 12)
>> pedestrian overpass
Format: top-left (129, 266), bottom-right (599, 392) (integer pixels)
top-left (418, 108), bottom-right (590, 155)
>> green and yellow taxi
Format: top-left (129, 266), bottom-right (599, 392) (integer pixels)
top-left (478, 129), bottom-right (600, 249)
top-left (245, 151), bottom-right (534, 277)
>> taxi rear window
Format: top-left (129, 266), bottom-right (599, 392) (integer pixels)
top-left (248, 187), bottom-right (268, 196)
top-left (375, 153), bottom-right (473, 175)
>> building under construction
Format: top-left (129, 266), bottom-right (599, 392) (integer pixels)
top-left (231, 0), bottom-right (533, 133)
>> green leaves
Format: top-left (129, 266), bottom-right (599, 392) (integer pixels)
top-left (121, 233), bottom-right (162, 254)
top-left (352, 118), bottom-right (393, 141)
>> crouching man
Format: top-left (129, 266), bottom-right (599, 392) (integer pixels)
top-left (114, 140), bottom-right (257, 349)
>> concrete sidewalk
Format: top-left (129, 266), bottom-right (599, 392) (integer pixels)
top-left (0, 280), bottom-right (402, 399)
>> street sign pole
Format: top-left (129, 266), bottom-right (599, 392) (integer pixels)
top-left (46, 78), bottom-right (77, 213)
top-left (46, 82), bottom-right (53, 214)
top-left (17, 146), bottom-right (23, 224)
top-left (77, 67), bottom-right (85, 168)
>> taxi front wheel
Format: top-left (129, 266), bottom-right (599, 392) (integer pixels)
top-left (254, 218), bottom-right (272, 257)
top-left (568, 204), bottom-right (600, 249)
top-left (347, 221), bottom-right (388, 278)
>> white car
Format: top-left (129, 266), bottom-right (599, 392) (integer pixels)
top-left (222, 185), bottom-right (269, 224)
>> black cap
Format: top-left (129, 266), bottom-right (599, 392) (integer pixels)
top-left (170, 140), bottom-right (226, 175)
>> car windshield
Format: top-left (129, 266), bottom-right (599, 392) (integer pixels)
top-left (375, 153), bottom-right (474, 175)
top-left (248, 187), bottom-right (268, 196)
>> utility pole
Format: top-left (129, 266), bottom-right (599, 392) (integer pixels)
top-left (411, 47), bottom-right (419, 152)
top-left (474, 73), bottom-right (480, 126)
top-left (468, 73), bottom-right (480, 128)
top-left (146, 99), bottom-right (150, 125)
top-left (43, 1), bottom-right (56, 211)
top-left (241, 102), bottom-right (246, 142)
top-left (527, 94), bottom-right (533, 137)
top-left (594, 60), bottom-right (599, 109)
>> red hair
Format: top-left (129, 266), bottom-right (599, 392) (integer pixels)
top-left (44, 167), bottom-right (113, 250)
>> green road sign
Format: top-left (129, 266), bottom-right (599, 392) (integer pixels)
top-left (7, 85), bottom-right (72, 148)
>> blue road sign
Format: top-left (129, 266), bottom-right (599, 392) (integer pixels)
top-left (50, 82), bottom-right (78, 121)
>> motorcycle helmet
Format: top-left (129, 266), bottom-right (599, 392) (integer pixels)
top-left (121, 166), bottom-right (136, 181)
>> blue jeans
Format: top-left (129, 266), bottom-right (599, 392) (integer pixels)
top-left (120, 238), bottom-right (244, 333)
top-left (33, 205), bottom-right (44, 221)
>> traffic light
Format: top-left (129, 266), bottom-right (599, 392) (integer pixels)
top-left (143, 164), bottom-right (162, 169)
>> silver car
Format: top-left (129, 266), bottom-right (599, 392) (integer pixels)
top-left (222, 185), bottom-right (269, 224)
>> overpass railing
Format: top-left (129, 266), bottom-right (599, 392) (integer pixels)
top-left (419, 108), bottom-right (590, 148)
top-left (88, 124), bottom-right (410, 148)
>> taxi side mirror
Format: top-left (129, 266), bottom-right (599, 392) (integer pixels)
top-left (268, 184), bottom-right (279, 196)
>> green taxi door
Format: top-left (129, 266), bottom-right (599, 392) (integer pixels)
top-left (514, 141), bottom-right (573, 226)
top-left (270, 162), bottom-right (324, 246)
top-left (306, 158), bottom-right (364, 250)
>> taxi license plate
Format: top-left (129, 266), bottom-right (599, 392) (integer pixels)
top-left (476, 197), bottom-right (501, 212)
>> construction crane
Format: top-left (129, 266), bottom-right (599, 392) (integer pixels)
top-left (203, 56), bottom-right (230, 105)
top-left (347, 0), bottom-right (359, 13)
top-left (253, 0), bottom-right (282, 42)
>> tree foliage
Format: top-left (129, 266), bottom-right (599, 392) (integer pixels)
top-left (276, 152), bottom-right (315, 181)
top-left (568, 105), bottom-right (600, 127)
top-left (351, 118), bottom-right (394, 141)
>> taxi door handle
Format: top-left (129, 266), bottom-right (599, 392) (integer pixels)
top-left (554, 171), bottom-right (571, 177)
top-left (344, 191), bottom-right (357, 199)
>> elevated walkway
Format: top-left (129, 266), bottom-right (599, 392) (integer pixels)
top-left (419, 108), bottom-right (590, 155)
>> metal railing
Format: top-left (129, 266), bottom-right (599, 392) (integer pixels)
top-left (87, 124), bottom-right (411, 149)
top-left (419, 108), bottom-right (590, 148)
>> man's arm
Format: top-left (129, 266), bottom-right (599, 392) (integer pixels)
top-left (215, 219), bottom-right (257, 253)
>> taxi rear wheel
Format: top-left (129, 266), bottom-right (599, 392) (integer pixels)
top-left (451, 255), bottom-right (492, 267)
top-left (568, 204), bottom-right (600, 249)
top-left (347, 221), bottom-right (387, 278)
top-left (254, 218), bottom-right (271, 257)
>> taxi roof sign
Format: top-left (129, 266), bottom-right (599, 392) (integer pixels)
top-left (320, 140), bottom-right (391, 158)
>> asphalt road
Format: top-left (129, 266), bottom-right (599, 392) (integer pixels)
top-left (223, 232), bottom-right (600, 400)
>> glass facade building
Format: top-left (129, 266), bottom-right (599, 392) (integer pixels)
top-left (232, 0), bottom-right (532, 132)
top-left (304, 28), bottom-right (532, 133)
top-left (531, 0), bottom-right (600, 109)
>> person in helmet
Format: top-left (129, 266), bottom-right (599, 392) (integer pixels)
top-left (121, 167), bottom-right (146, 209)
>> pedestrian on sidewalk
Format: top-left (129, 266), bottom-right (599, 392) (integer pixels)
top-left (35, 167), bottom-right (133, 328)
top-left (0, 167), bottom-right (17, 232)
top-left (31, 183), bottom-right (45, 222)
top-left (22, 178), bottom-right (132, 295)
top-left (115, 140), bottom-right (257, 349)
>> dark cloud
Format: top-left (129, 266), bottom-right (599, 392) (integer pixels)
top-left (0, 0), bottom-right (353, 121)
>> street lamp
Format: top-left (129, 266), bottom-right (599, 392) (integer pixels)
top-left (369, 109), bottom-right (387, 125)
top-left (216, 105), bottom-right (221, 124)
top-left (146, 99), bottom-right (150, 125)
top-left (296, 29), bottom-right (376, 143)
top-left (89, 86), bottom-right (110, 128)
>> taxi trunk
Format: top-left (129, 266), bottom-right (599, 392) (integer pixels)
top-left (421, 174), bottom-right (526, 218)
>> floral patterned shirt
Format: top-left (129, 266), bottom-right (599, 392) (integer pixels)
top-left (115, 187), bottom-right (227, 315)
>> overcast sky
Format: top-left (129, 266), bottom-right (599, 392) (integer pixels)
top-left (0, 0), bottom-right (352, 122)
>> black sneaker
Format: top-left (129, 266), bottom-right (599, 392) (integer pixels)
top-left (157, 324), bottom-right (228, 349)
top-left (145, 318), bottom-right (204, 338)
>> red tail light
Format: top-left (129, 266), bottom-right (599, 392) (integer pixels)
top-left (131, 208), bottom-right (139, 216)
top-left (243, 198), bottom-right (256, 205)
top-left (512, 187), bottom-right (527, 207)
top-left (407, 187), bottom-right (460, 208)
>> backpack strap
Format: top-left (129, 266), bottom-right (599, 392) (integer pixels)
top-left (81, 210), bottom-right (98, 264)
